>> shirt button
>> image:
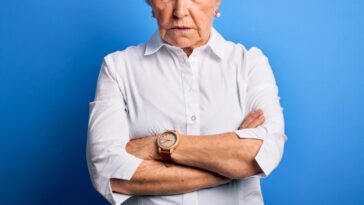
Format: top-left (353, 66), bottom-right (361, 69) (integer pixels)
top-left (191, 115), bottom-right (197, 121)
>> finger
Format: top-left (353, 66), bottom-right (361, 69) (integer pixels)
top-left (243, 114), bottom-right (263, 129)
top-left (243, 110), bottom-right (263, 126)
top-left (240, 110), bottom-right (263, 129)
top-left (247, 115), bottom-right (265, 128)
top-left (241, 111), bottom-right (260, 128)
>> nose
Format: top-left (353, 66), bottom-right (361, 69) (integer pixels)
top-left (173, 0), bottom-right (189, 19)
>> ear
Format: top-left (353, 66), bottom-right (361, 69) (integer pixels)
top-left (214, 0), bottom-right (222, 11)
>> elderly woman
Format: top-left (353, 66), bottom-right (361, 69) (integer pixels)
top-left (87, 0), bottom-right (287, 204)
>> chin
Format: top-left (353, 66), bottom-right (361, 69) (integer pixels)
top-left (168, 38), bottom-right (195, 49)
top-left (163, 31), bottom-right (199, 48)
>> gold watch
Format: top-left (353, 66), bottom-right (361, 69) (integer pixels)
top-left (157, 130), bottom-right (180, 155)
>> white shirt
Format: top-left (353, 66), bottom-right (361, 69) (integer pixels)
top-left (87, 27), bottom-right (287, 205)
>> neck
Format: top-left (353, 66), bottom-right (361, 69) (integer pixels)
top-left (183, 47), bottom-right (193, 57)
top-left (182, 31), bottom-right (212, 57)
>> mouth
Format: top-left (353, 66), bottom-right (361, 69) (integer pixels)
top-left (171, 26), bottom-right (192, 31)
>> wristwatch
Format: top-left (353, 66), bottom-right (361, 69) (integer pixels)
top-left (157, 129), bottom-right (180, 155)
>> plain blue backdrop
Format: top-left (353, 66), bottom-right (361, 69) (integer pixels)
top-left (1, 0), bottom-right (363, 204)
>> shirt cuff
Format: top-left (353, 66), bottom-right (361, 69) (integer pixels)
top-left (111, 152), bottom-right (143, 180)
top-left (93, 153), bottom-right (143, 205)
top-left (233, 128), bottom-right (286, 179)
top-left (107, 183), bottom-right (133, 205)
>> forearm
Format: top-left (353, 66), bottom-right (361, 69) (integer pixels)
top-left (171, 132), bottom-right (263, 179)
top-left (110, 159), bottom-right (231, 195)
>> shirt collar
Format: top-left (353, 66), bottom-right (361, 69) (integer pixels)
top-left (144, 30), bottom-right (164, 56)
top-left (144, 27), bottom-right (227, 60)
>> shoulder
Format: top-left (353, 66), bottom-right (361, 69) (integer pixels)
top-left (103, 43), bottom-right (147, 64)
top-left (246, 46), bottom-right (269, 64)
top-left (224, 41), bottom-right (273, 81)
top-left (100, 43), bottom-right (147, 77)
top-left (234, 43), bottom-right (268, 61)
top-left (220, 40), bottom-right (270, 74)
top-left (218, 38), bottom-right (268, 62)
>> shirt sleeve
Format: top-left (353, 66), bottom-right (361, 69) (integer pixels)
top-left (86, 54), bottom-right (143, 205)
top-left (233, 47), bottom-right (288, 178)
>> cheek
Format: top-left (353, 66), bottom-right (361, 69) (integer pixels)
top-left (156, 16), bottom-right (171, 37)
top-left (192, 9), bottom-right (213, 34)
top-left (158, 14), bottom-right (171, 27)
top-left (192, 3), bottom-right (213, 24)
top-left (154, 5), bottom-right (173, 27)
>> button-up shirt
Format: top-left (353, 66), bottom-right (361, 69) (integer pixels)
top-left (87, 27), bottom-right (287, 205)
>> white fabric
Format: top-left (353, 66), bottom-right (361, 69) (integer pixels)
top-left (87, 27), bottom-right (287, 205)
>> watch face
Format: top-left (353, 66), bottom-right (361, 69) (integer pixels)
top-left (158, 132), bottom-right (177, 149)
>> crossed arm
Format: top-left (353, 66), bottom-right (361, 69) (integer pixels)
top-left (110, 110), bottom-right (265, 195)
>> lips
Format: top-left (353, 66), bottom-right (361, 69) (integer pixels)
top-left (171, 26), bottom-right (192, 31)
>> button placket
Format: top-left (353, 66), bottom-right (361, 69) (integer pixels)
top-left (189, 56), bottom-right (201, 135)
top-left (180, 55), bottom-right (200, 205)
top-left (180, 54), bottom-right (200, 136)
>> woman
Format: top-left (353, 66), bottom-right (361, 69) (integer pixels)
top-left (87, 0), bottom-right (287, 204)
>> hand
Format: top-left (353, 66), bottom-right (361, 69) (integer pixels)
top-left (126, 135), bottom-right (162, 160)
top-left (239, 109), bottom-right (265, 129)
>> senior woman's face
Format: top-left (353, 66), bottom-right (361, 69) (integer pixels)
top-left (149, 0), bottom-right (221, 49)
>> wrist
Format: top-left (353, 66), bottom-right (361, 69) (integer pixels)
top-left (170, 133), bottom-right (187, 162)
top-left (151, 135), bottom-right (165, 161)
top-left (156, 130), bottom-right (185, 162)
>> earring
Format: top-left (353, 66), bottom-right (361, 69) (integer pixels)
top-left (215, 11), bottom-right (221, 18)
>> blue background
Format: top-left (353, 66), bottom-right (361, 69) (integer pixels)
top-left (1, 0), bottom-right (363, 204)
